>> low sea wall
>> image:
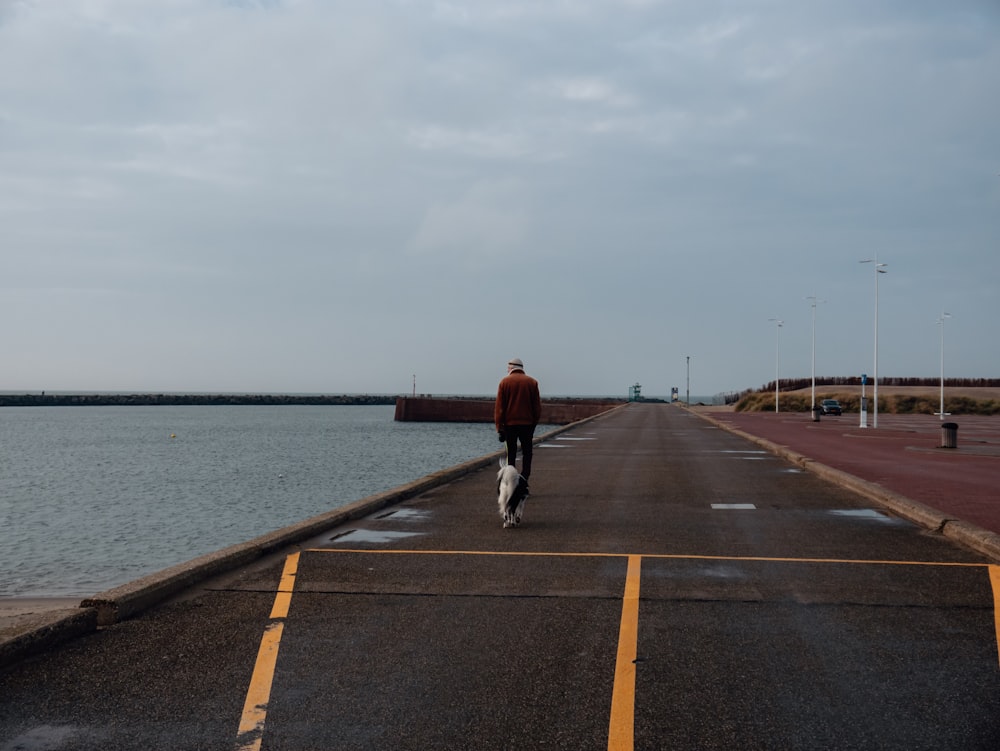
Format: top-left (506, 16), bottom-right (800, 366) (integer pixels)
top-left (0, 392), bottom-right (626, 422)
top-left (393, 396), bottom-right (625, 424)
top-left (0, 393), bottom-right (397, 407)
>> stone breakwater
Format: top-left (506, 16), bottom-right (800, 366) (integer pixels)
top-left (0, 393), bottom-right (398, 407)
top-left (393, 395), bottom-right (626, 424)
top-left (0, 393), bottom-right (628, 423)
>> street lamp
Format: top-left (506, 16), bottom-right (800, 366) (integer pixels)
top-left (860, 256), bottom-right (887, 428)
top-left (768, 318), bottom-right (783, 413)
top-left (806, 296), bottom-right (826, 413)
top-left (937, 312), bottom-right (951, 420)
top-left (686, 356), bottom-right (690, 405)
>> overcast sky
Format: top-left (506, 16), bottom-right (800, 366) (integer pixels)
top-left (2, 1), bottom-right (997, 398)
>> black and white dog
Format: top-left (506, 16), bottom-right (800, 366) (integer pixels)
top-left (496, 459), bottom-right (529, 528)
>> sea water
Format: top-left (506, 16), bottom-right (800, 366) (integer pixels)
top-left (0, 405), bottom-right (519, 598)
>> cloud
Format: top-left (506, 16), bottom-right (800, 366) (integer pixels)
top-left (408, 179), bottom-right (531, 261)
top-left (0, 0), bottom-right (997, 395)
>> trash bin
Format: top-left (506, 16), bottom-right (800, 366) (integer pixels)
top-left (811, 407), bottom-right (821, 422)
top-left (941, 422), bottom-right (958, 449)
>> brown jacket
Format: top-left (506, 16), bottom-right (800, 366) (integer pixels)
top-left (495, 370), bottom-right (541, 431)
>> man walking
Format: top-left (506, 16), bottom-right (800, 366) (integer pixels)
top-left (495, 357), bottom-right (541, 483)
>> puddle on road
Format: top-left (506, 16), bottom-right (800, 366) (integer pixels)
top-left (2, 725), bottom-right (78, 750)
top-left (695, 564), bottom-right (747, 579)
top-left (650, 563), bottom-right (748, 580)
top-left (330, 529), bottom-right (423, 544)
top-left (829, 509), bottom-right (892, 521)
top-left (374, 508), bottom-right (431, 522)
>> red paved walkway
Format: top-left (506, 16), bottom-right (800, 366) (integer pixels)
top-left (699, 409), bottom-right (1000, 542)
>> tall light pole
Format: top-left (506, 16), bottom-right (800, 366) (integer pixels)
top-left (768, 318), bottom-right (783, 413)
top-left (806, 296), bottom-right (826, 413)
top-left (860, 256), bottom-right (887, 428)
top-left (937, 312), bottom-right (951, 420)
top-left (686, 356), bottom-right (690, 405)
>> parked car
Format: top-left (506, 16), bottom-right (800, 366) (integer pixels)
top-left (820, 399), bottom-right (842, 415)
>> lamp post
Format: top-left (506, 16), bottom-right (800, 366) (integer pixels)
top-left (860, 256), bottom-right (887, 428)
top-left (937, 312), bottom-right (951, 420)
top-left (768, 318), bottom-right (783, 413)
top-left (806, 296), bottom-right (826, 413)
top-left (686, 356), bottom-right (690, 405)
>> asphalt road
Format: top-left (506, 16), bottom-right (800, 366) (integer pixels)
top-left (2, 404), bottom-right (998, 750)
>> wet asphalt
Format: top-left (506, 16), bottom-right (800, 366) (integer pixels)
top-left (1, 404), bottom-right (998, 750)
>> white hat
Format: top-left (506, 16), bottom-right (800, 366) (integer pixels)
top-left (508, 358), bottom-right (524, 369)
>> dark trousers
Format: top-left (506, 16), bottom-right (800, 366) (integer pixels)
top-left (504, 424), bottom-right (535, 480)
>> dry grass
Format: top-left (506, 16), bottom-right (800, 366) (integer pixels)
top-left (789, 385), bottom-right (1000, 400)
top-left (735, 386), bottom-right (1000, 415)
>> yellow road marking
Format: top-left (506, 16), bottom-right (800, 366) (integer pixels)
top-left (271, 551), bottom-right (300, 619)
top-left (236, 621), bottom-right (284, 751)
top-left (238, 548), bottom-right (998, 749)
top-left (609, 555), bottom-right (641, 751)
top-left (307, 547), bottom-right (989, 568)
top-left (311, 548), bottom-right (1000, 675)
top-left (235, 552), bottom-right (299, 751)
top-left (990, 565), bottom-right (1000, 667)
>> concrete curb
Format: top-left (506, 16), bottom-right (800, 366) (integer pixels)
top-left (0, 607), bottom-right (99, 669)
top-left (942, 521), bottom-right (1000, 564)
top-left (693, 409), bottom-right (1000, 563)
top-left (1, 408), bottom-right (622, 668)
top-left (80, 452), bottom-right (503, 627)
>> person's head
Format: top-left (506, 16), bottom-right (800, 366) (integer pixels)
top-left (507, 357), bottom-right (524, 374)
